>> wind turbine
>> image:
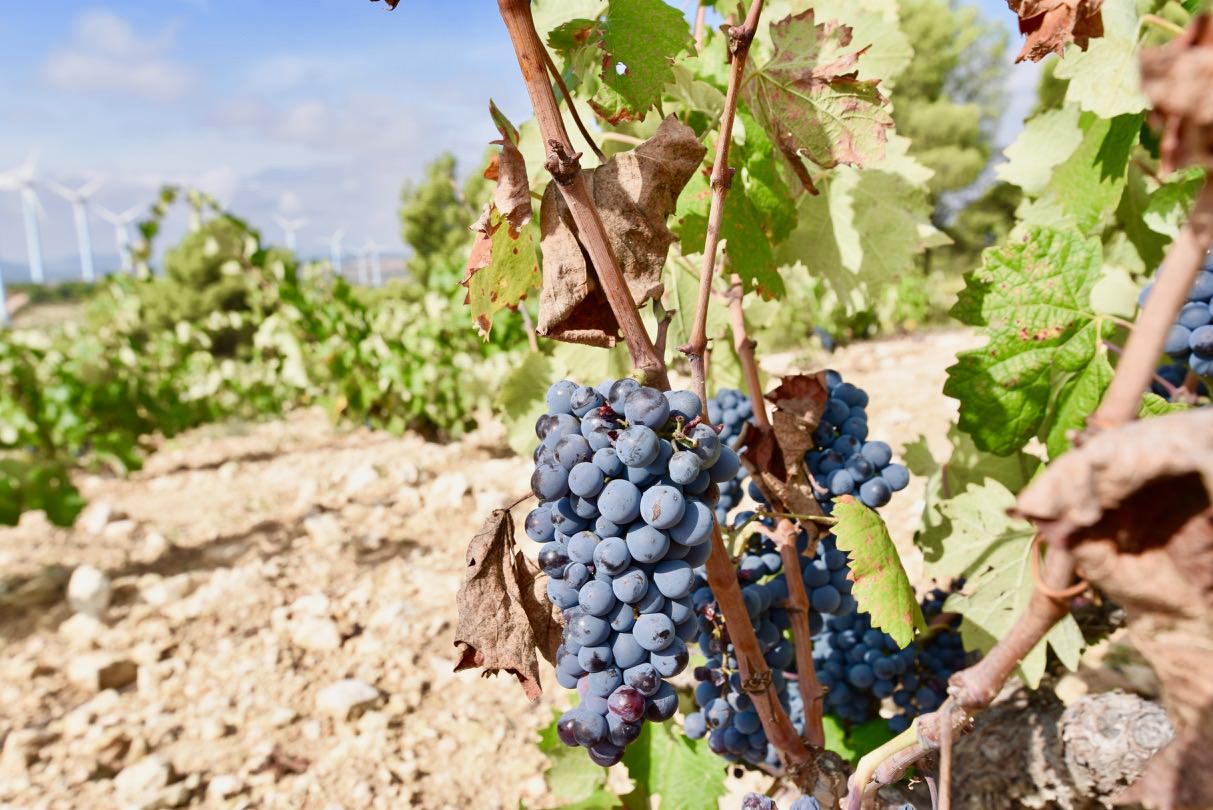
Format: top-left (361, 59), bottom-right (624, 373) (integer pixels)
top-left (273, 215), bottom-right (306, 253)
top-left (354, 244), bottom-right (369, 286)
top-left (96, 205), bottom-right (142, 274)
top-left (0, 153), bottom-right (46, 284)
top-left (47, 176), bottom-right (105, 282)
top-left (362, 239), bottom-right (382, 287)
top-left (322, 227), bottom-right (345, 276)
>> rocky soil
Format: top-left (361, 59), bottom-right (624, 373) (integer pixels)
top-left (0, 330), bottom-right (1008, 810)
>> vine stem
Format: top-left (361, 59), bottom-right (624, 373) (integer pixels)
top-left (703, 522), bottom-right (811, 768)
top-left (728, 274), bottom-right (771, 428)
top-left (760, 519), bottom-right (825, 747)
top-left (1090, 179), bottom-right (1213, 429)
top-left (496, 0), bottom-right (669, 389)
top-left (682, 0), bottom-right (765, 412)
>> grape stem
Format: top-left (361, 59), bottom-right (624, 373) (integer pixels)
top-left (760, 518), bottom-right (826, 747)
top-left (540, 45), bottom-right (605, 163)
top-left (681, 0), bottom-right (766, 414)
top-left (1090, 178), bottom-right (1213, 429)
top-left (703, 521), bottom-right (813, 774)
top-left (496, 0), bottom-right (670, 390)
top-left (728, 274), bottom-right (772, 428)
top-left (756, 509), bottom-right (839, 527)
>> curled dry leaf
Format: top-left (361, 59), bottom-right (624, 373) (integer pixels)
top-left (453, 509), bottom-right (563, 703)
top-left (738, 373), bottom-right (830, 539)
top-left (1141, 15), bottom-right (1213, 173)
top-left (537, 116), bottom-right (706, 346)
top-left (1013, 408), bottom-right (1213, 809)
top-left (1007, 0), bottom-right (1105, 63)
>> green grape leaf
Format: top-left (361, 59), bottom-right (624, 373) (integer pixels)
top-left (944, 227), bottom-right (1107, 455)
top-left (926, 480), bottom-right (1085, 687)
top-left (1020, 112), bottom-right (1143, 235)
top-left (676, 167), bottom-right (785, 298)
top-left (776, 168), bottom-right (938, 312)
top-left (462, 208), bottom-right (540, 336)
top-left (1053, 0), bottom-right (1148, 119)
top-left (1042, 345), bottom-right (1113, 458)
top-left (831, 497), bottom-right (927, 648)
top-left (744, 9), bottom-right (894, 182)
top-left (1140, 392), bottom-right (1190, 417)
top-left (995, 105), bottom-right (1084, 194)
top-left (599, 0), bottom-right (693, 116)
top-left (796, 0), bottom-right (914, 88)
top-left (1144, 166), bottom-right (1207, 238)
top-left (538, 712), bottom-right (613, 803)
top-left (496, 351), bottom-right (554, 455)
top-left (620, 720), bottom-right (726, 808)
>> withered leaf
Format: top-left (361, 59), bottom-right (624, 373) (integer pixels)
top-left (454, 509), bottom-right (563, 703)
top-left (537, 116), bottom-right (706, 346)
top-left (1014, 408), bottom-right (1213, 810)
top-left (1007, 0), bottom-right (1105, 63)
top-left (1141, 15), bottom-right (1213, 172)
top-left (738, 373), bottom-right (831, 540)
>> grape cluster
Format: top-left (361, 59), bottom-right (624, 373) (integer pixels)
top-left (528, 378), bottom-right (742, 765)
top-left (1144, 263), bottom-right (1213, 394)
top-left (805, 370), bottom-right (909, 512)
top-left (741, 794), bottom-right (821, 810)
top-left (886, 586), bottom-right (969, 732)
top-left (706, 388), bottom-right (757, 525)
top-left (813, 609), bottom-right (913, 726)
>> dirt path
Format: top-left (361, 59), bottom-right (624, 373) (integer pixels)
top-left (0, 329), bottom-right (978, 810)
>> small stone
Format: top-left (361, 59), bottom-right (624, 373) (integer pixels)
top-left (102, 519), bottom-right (137, 542)
top-left (304, 513), bottom-right (343, 546)
top-left (79, 501), bottom-right (114, 535)
top-left (140, 574), bottom-right (196, 607)
top-left (425, 472), bottom-right (468, 511)
top-left (67, 565), bottom-right (111, 617)
top-left (139, 530), bottom-right (171, 563)
top-left (269, 707), bottom-right (298, 728)
top-left (397, 461), bottom-right (420, 485)
top-left (290, 617), bottom-right (341, 652)
top-left (0, 731), bottom-right (33, 779)
top-left (343, 464), bottom-right (379, 498)
top-left (315, 679), bottom-right (382, 722)
top-left (207, 774), bottom-right (243, 800)
top-left (289, 593), bottom-right (330, 617)
top-left (114, 755), bottom-right (173, 804)
top-left (198, 717), bottom-right (232, 741)
top-left (58, 612), bottom-right (104, 649)
top-left (68, 652), bottom-right (137, 691)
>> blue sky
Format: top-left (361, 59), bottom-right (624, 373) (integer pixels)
top-left (0, 0), bottom-right (1037, 280)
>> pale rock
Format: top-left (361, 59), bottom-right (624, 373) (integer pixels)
top-left (0, 730), bottom-right (35, 779)
top-left (67, 565), bottom-right (111, 617)
top-left (102, 519), bottom-right (137, 542)
top-left (140, 574), bottom-right (196, 607)
top-left (343, 464), bottom-right (379, 498)
top-left (114, 755), bottom-right (173, 805)
top-left (269, 707), bottom-right (298, 728)
top-left (289, 593), bottom-right (330, 617)
top-left (368, 600), bottom-right (410, 629)
top-left (290, 616), bottom-right (341, 652)
top-left (392, 486), bottom-right (423, 516)
top-left (304, 513), bottom-right (343, 546)
top-left (397, 460), bottom-right (420, 485)
top-left (424, 472), bottom-right (468, 511)
top-left (315, 679), bottom-right (382, 721)
top-left (79, 501), bottom-right (114, 535)
top-left (138, 530), bottom-right (170, 563)
top-left (58, 612), bottom-right (104, 649)
top-left (207, 774), bottom-right (244, 800)
top-left (68, 652), bottom-right (137, 691)
top-left (198, 717), bottom-right (232, 741)
top-left (218, 460), bottom-right (239, 480)
top-left (473, 488), bottom-right (507, 516)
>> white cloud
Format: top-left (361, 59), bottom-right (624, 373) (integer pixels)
top-left (42, 9), bottom-right (191, 103)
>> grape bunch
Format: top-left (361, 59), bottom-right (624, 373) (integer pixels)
top-left (813, 609), bottom-right (914, 726)
top-left (804, 370), bottom-right (909, 512)
top-left (528, 378), bottom-right (742, 765)
top-left (706, 388), bottom-right (757, 525)
top-left (886, 585), bottom-right (969, 732)
top-left (741, 794), bottom-right (821, 810)
top-left (1143, 263), bottom-right (1213, 395)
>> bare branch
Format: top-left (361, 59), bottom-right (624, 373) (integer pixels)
top-left (497, 0), bottom-right (669, 388)
top-left (541, 45), bottom-right (606, 163)
top-left (727, 274), bottom-right (770, 428)
top-left (681, 0), bottom-right (766, 411)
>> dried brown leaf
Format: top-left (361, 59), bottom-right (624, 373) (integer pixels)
top-left (492, 139), bottom-right (532, 232)
top-left (453, 509), bottom-right (562, 702)
top-left (739, 373), bottom-right (831, 539)
top-left (1014, 408), bottom-right (1213, 809)
top-left (537, 116), bottom-right (706, 345)
top-left (1141, 16), bottom-right (1213, 172)
top-left (1007, 0), bottom-right (1105, 63)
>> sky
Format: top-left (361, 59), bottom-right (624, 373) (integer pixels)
top-left (0, 0), bottom-right (1038, 282)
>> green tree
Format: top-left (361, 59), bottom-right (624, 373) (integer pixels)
top-left (398, 153), bottom-right (488, 291)
top-left (894, 0), bottom-right (1007, 202)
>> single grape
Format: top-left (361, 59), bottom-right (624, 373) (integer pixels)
top-left (567, 613), bottom-right (610, 647)
top-left (1191, 324), bottom-right (1213, 357)
top-left (555, 434), bottom-right (593, 470)
top-left (566, 707), bottom-right (606, 747)
top-left (578, 645), bottom-right (612, 673)
top-left (665, 390), bottom-right (702, 422)
top-left (579, 580), bottom-right (617, 616)
top-left (615, 425), bottom-right (660, 467)
top-left (606, 712), bottom-right (642, 747)
top-left (624, 662), bottom-right (661, 696)
top-left (882, 463), bottom-right (910, 492)
top-left (645, 682), bottom-right (679, 721)
top-left (608, 378), bottom-right (641, 413)
top-left (546, 380), bottom-right (578, 415)
top-left (565, 562), bottom-right (590, 589)
top-left (860, 477), bottom-right (892, 509)
top-left (652, 559), bottom-right (694, 599)
top-left (688, 423), bottom-right (722, 466)
top-left (625, 523), bottom-right (670, 564)
top-left (1166, 323), bottom-right (1193, 356)
top-left (635, 581), bottom-right (666, 615)
top-left (612, 568), bottom-right (648, 604)
top-left (546, 579), bottom-right (578, 609)
top-left (570, 385), bottom-right (604, 417)
top-left (538, 543), bottom-right (570, 577)
top-left (593, 536), bottom-right (631, 576)
top-left (568, 461), bottom-right (605, 497)
top-left (525, 505), bottom-right (555, 543)
top-left (587, 666), bottom-right (623, 697)
top-left (649, 637), bottom-right (689, 677)
top-left (1178, 301), bottom-right (1212, 329)
top-left (684, 712), bottom-right (707, 739)
top-left (668, 450), bottom-right (702, 485)
top-left (567, 530), bottom-right (601, 565)
top-left (607, 685), bottom-right (646, 723)
top-left (640, 485), bottom-right (686, 529)
top-left (633, 613), bottom-right (675, 652)
top-left (611, 632), bottom-right (648, 669)
top-left (741, 793), bottom-right (777, 810)
top-left (587, 740), bottom-right (623, 766)
top-left (531, 463), bottom-right (569, 500)
top-left (599, 479), bottom-right (642, 524)
top-left (669, 499), bottom-right (713, 547)
top-left (624, 386), bottom-right (671, 429)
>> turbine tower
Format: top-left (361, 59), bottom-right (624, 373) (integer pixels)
top-left (323, 227), bottom-right (346, 277)
top-left (47, 176), bottom-right (106, 282)
top-left (274, 215), bottom-right (307, 253)
top-left (362, 239), bottom-right (382, 287)
top-left (96, 205), bottom-right (142, 274)
top-left (0, 153), bottom-right (46, 284)
top-left (354, 244), bottom-right (369, 286)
